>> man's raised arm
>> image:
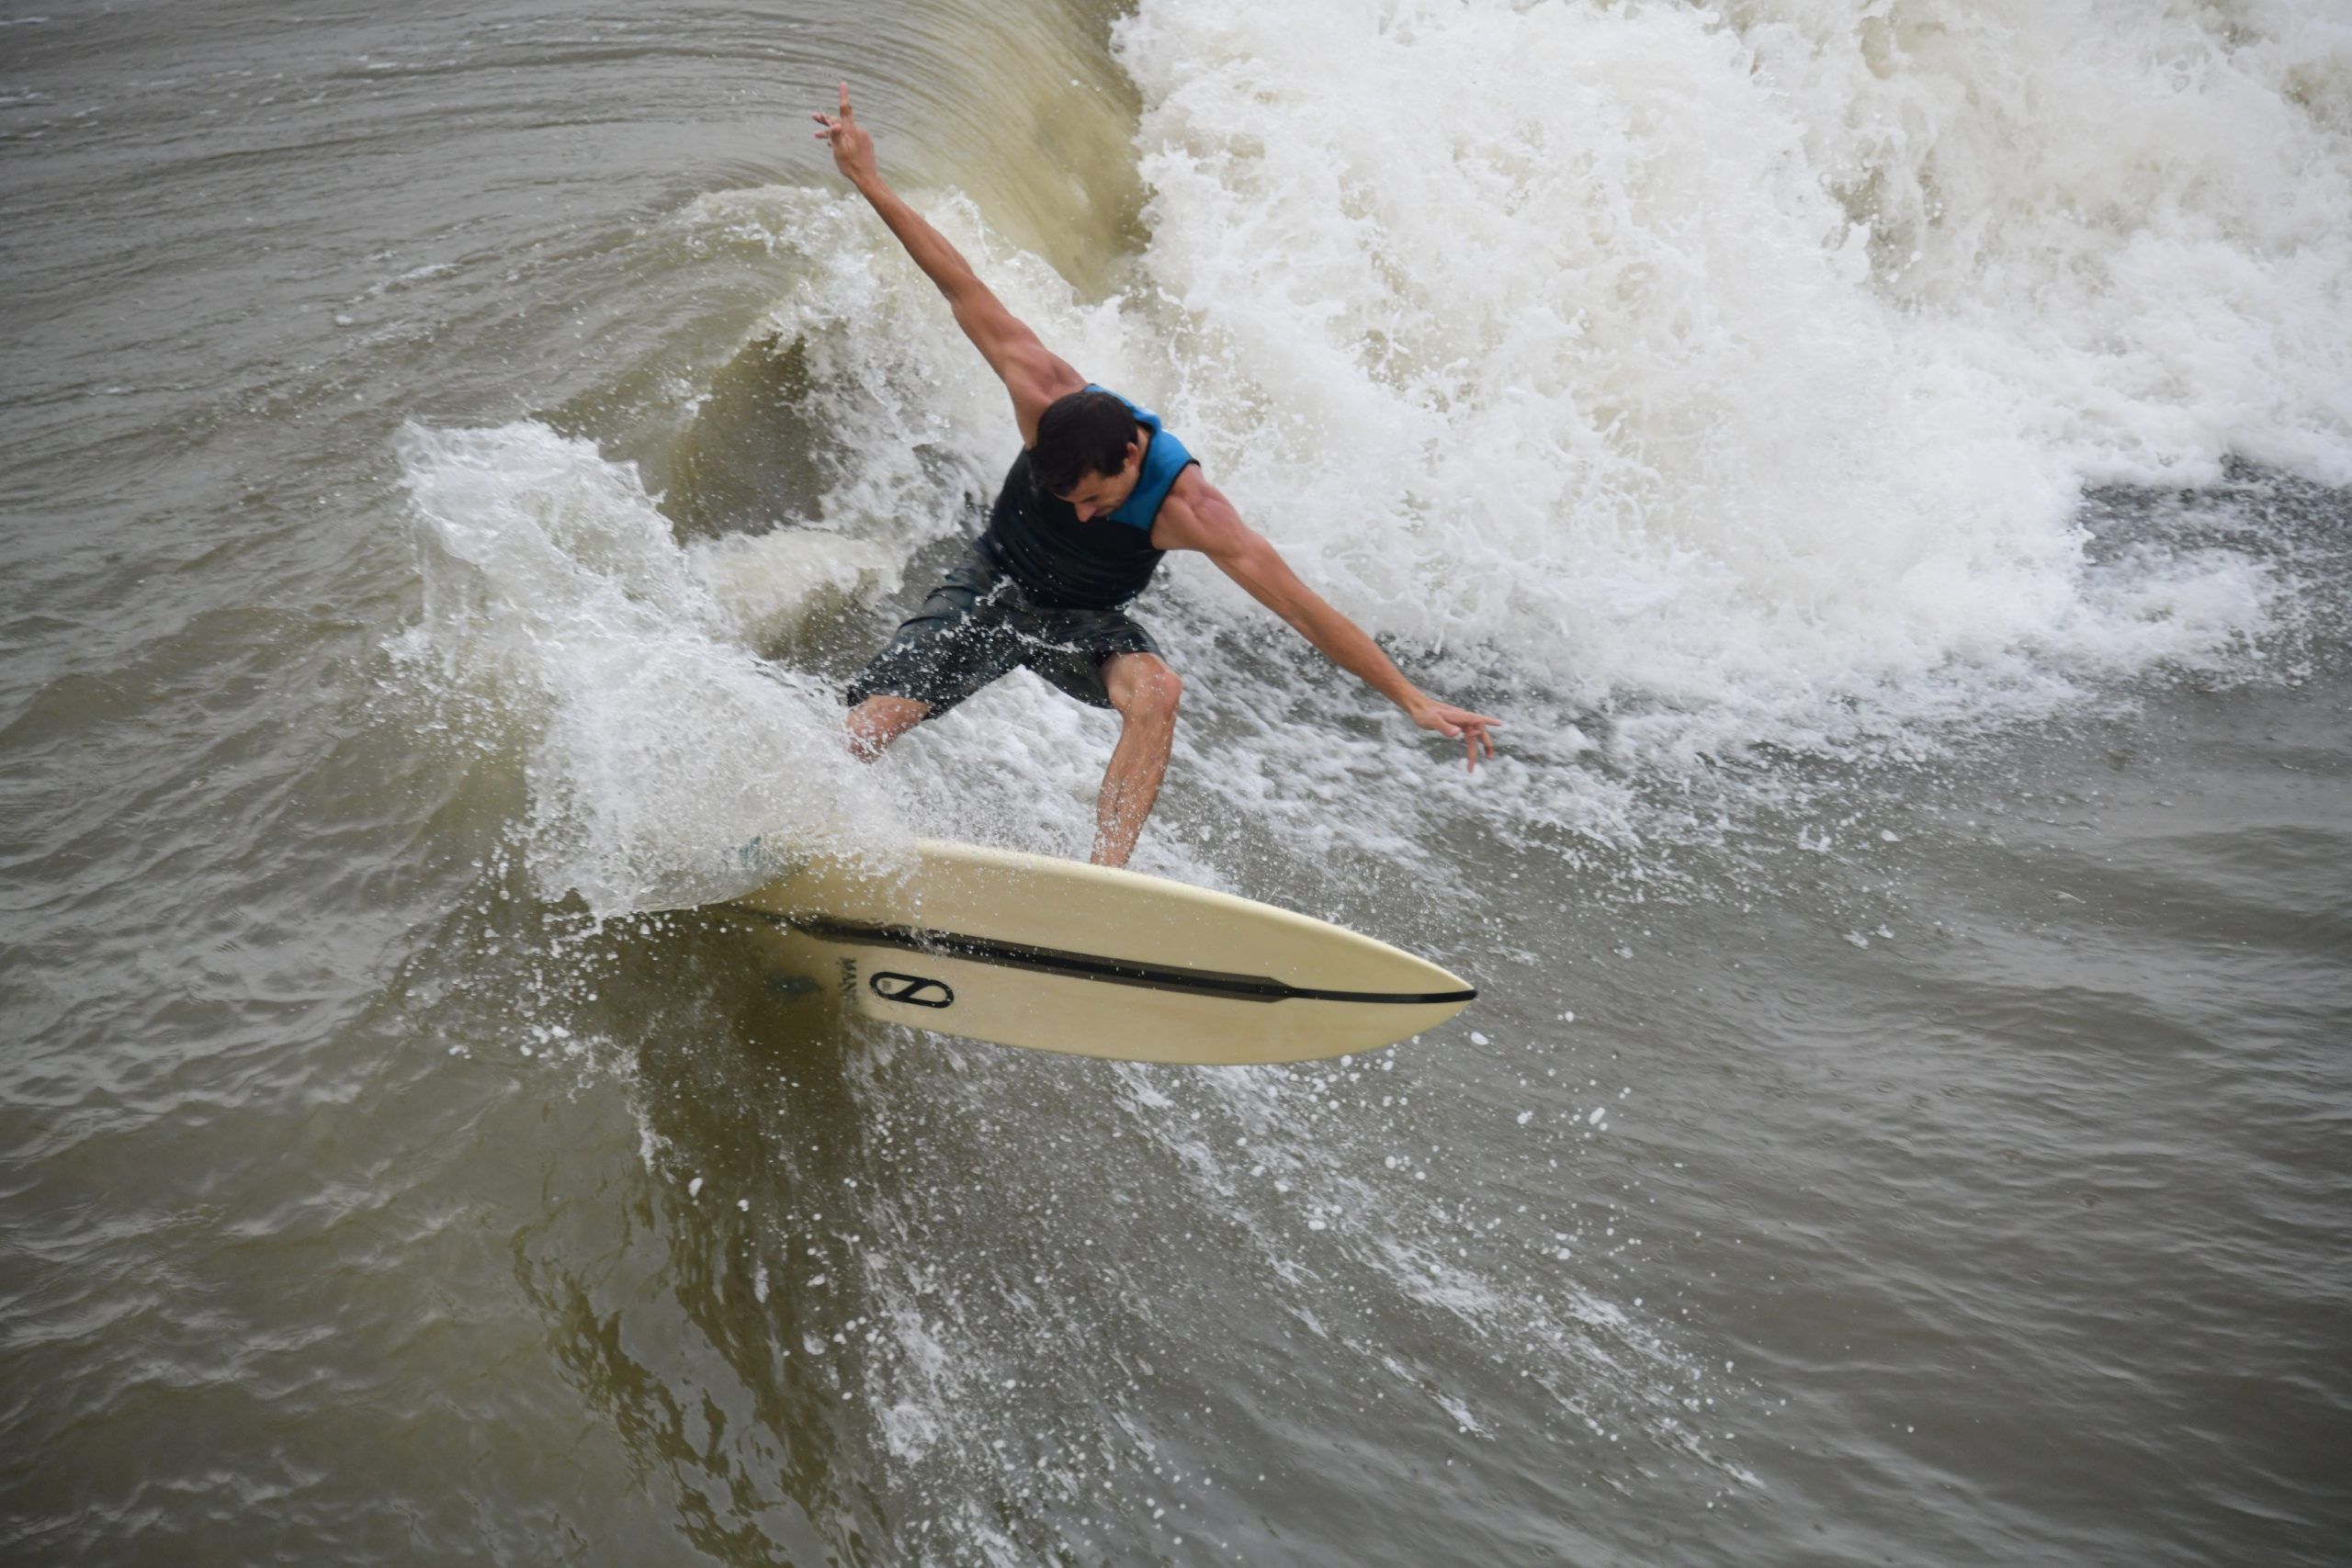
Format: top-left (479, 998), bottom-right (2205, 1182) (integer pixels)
top-left (813, 83), bottom-right (1083, 440)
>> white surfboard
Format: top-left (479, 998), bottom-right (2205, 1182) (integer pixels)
top-left (711, 840), bottom-right (1476, 1066)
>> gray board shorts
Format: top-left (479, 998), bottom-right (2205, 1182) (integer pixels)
top-left (845, 547), bottom-right (1162, 718)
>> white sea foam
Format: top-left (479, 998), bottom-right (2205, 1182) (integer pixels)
top-left (1110, 0), bottom-right (2346, 739)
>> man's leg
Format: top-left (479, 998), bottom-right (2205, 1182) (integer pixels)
top-left (1093, 652), bottom-right (1182, 869)
top-left (842, 549), bottom-right (1015, 757)
top-left (845, 694), bottom-right (932, 761)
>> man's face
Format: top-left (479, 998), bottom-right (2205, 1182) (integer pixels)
top-left (1057, 440), bottom-right (1143, 522)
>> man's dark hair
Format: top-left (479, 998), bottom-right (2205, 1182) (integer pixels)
top-left (1031, 389), bottom-right (1138, 500)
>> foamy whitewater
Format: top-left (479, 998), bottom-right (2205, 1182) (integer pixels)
top-left (397, 421), bottom-right (909, 909)
top-left (401, 0), bottom-right (2349, 909)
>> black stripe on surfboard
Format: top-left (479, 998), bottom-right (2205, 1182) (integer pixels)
top-left (723, 909), bottom-right (1477, 1007)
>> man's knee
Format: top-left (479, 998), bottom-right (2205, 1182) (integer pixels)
top-left (846, 694), bottom-right (930, 760)
top-left (1110, 659), bottom-right (1182, 727)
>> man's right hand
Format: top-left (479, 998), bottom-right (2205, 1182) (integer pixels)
top-left (812, 81), bottom-right (877, 188)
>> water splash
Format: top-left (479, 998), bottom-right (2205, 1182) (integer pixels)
top-left (395, 419), bottom-right (906, 913)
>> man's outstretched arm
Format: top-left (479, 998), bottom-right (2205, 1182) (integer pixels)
top-left (813, 83), bottom-right (1083, 441)
top-left (1152, 470), bottom-right (1501, 770)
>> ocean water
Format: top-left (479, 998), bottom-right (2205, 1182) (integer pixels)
top-left (3, 0), bottom-right (2347, 1562)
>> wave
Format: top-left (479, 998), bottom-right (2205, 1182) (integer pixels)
top-left (400, 0), bottom-right (2348, 904)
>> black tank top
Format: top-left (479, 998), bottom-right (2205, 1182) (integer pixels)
top-left (977, 446), bottom-right (1168, 611)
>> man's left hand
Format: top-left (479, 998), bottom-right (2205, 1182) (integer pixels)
top-left (812, 81), bottom-right (877, 188)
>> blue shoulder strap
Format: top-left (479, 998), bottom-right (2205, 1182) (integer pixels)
top-left (1088, 385), bottom-right (1197, 531)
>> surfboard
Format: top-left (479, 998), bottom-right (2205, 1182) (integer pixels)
top-left (712, 840), bottom-right (1476, 1066)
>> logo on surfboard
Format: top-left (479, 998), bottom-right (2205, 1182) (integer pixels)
top-left (869, 972), bottom-right (955, 1009)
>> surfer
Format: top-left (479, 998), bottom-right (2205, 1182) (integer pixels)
top-left (814, 84), bottom-right (1499, 868)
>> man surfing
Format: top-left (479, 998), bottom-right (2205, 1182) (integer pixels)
top-left (815, 85), bottom-right (1498, 868)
